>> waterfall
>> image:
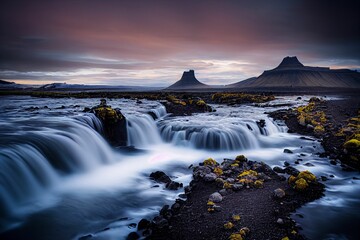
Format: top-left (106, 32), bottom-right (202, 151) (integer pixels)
top-left (126, 114), bottom-right (162, 147)
top-left (0, 116), bottom-right (115, 218)
top-left (158, 116), bottom-right (283, 151)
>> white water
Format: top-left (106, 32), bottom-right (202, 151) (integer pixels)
top-left (0, 95), bottom-right (359, 240)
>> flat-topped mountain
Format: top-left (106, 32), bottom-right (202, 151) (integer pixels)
top-left (229, 56), bottom-right (360, 89)
top-left (166, 70), bottom-right (209, 90)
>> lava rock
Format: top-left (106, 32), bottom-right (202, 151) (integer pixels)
top-left (150, 171), bottom-right (171, 184)
top-left (209, 192), bottom-right (223, 203)
top-left (152, 216), bottom-right (169, 229)
top-left (284, 149), bottom-right (293, 154)
top-left (138, 219), bottom-right (150, 230)
top-left (203, 173), bottom-right (217, 182)
top-left (273, 188), bottom-right (286, 199)
top-left (166, 181), bottom-right (183, 190)
top-left (273, 166), bottom-right (285, 173)
top-left (127, 232), bottom-right (140, 240)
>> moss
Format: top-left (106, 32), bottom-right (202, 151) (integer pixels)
top-left (214, 167), bottom-right (223, 176)
top-left (196, 100), bottom-right (206, 106)
top-left (238, 170), bottom-right (258, 178)
top-left (229, 233), bottom-right (243, 240)
top-left (231, 163), bottom-right (239, 167)
top-left (295, 178), bottom-right (309, 190)
top-left (235, 155), bottom-right (247, 162)
top-left (203, 158), bottom-right (217, 166)
top-left (344, 139), bottom-right (360, 151)
top-left (297, 170), bottom-right (316, 182)
top-left (281, 237), bottom-right (290, 240)
top-left (254, 180), bottom-right (264, 188)
top-left (207, 201), bottom-right (215, 206)
top-left (223, 182), bottom-right (232, 189)
top-left (224, 222), bottom-right (234, 229)
top-left (232, 214), bottom-right (241, 221)
top-left (207, 207), bottom-right (215, 213)
top-left (314, 125), bottom-right (325, 133)
top-left (239, 227), bottom-right (250, 236)
top-left (288, 175), bottom-right (297, 184)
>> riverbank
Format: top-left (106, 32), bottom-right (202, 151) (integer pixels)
top-left (131, 157), bottom-right (324, 240)
top-left (269, 96), bottom-right (360, 170)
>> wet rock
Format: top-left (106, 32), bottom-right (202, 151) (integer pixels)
top-left (276, 218), bottom-right (284, 225)
top-left (166, 181), bottom-right (183, 190)
top-left (284, 149), bottom-right (293, 154)
top-left (171, 202), bottom-right (181, 211)
top-left (213, 205), bottom-right (222, 212)
top-left (256, 119), bottom-right (266, 128)
top-left (330, 160), bottom-right (337, 165)
top-left (128, 223), bottom-right (137, 229)
top-left (203, 173), bottom-right (217, 182)
top-left (284, 166), bottom-right (300, 176)
top-left (273, 166), bottom-right (285, 173)
top-left (138, 219), bottom-right (150, 230)
top-left (126, 232), bottom-right (140, 240)
top-left (273, 188), bottom-right (286, 198)
top-left (209, 192), bottom-right (223, 203)
top-left (304, 162), bottom-right (315, 167)
top-left (152, 216), bottom-right (169, 228)
top-left (284, 161), bottom-right (290, 167)
top-left (321, 176), bottom-right (328, 181)
top-left (91, 99), bottom-right (127, 146)
top-left (150, 171), bottom-right (171, 184)
top-left (83, 107), bottom-right (91, 112)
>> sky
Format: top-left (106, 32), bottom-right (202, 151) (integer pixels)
top-left (1, 0), bottom-right (360, 87)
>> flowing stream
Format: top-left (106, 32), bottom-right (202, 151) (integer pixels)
top-left (0, 95), bottom-right (359, 240)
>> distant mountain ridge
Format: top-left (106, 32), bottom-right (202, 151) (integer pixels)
top-left (166, 70), bottom-right (210, 90)
top-left (229, 56), bottom-right (360, 89)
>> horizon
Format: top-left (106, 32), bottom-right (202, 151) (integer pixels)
top-left (1, 0), bottom-right (360, 87)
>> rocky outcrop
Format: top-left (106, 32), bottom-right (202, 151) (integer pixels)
top-left (166, 70), bottom-right (210, 90)
top-left (90, 99), bottom-right (128, 146)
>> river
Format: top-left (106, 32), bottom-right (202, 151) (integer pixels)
top-left (0, 95), bottom-right (359, 240)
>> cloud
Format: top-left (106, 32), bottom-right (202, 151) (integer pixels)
top-left (0, 0), bottom-right (359, 85)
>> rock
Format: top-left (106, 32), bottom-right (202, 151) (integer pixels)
top-left (284, 149), bottom-right (293, 154)
top-left (232, 183), bottom-right (244, 191)
top-left (284, 161), bottom-right (290, 167)
top-left (91, 99), bottom-right (127, 146)
top-left (209, 192), bottom-right (223, 203)
top-left (219, 189), bottom-right (230, 196)
top-left (213, 205), bottom-right (222, 212)
top-left (276, 218), bottom-right (284, 225)
top-left (321, 176), bottom-right (328, 181)
top-left (126, 232), bottom-right (140, 240)
top-left (256, 119), bottom-right (266, 128)
top-left (306, 124), bottom-right (315, 130)
top-left (304, 162), bottom-right (315, 167)
top-left (273, 166), bottom-right (285, 173)
top-left (203, 173), bottom-right (217, 182)
top-left (128, 223), bottom-right (137, 228)
top-left (150, 171), bottom-right (171, 184)
top-left (274, 188), bottom-right (286, 198)
top-left (284, 166), bottom-right (300, 176)
top-left (193, 166), bottom-right (211, 178)
top-left (138, 219), bottom-right (150, 230)
top-left (166, 181), bottom-right (183, 190)
top-left (152, 216), bottom-right (168, 228)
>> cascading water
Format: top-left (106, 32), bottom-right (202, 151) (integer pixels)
top-left (0, 116), bottom-right (114, 221)
top-left (0, 95), bottom-right (359, 240)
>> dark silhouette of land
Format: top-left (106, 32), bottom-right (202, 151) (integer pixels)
top-left (166, 70), bottom-right (211, 90)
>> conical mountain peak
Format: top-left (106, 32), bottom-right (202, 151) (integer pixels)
top-left (166, 70), bottom-right (209, 90)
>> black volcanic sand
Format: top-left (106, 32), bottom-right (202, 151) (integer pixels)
top-left (137, 159), bottom-right (324, 240)
top-left (269, 96), bottom-right (360, 170)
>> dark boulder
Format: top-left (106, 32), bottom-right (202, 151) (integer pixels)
top-left (91, 99), bottom-right (127, 146)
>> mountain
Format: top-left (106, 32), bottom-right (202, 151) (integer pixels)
top-left (0, 79), bottom-right (15, 85)
top-left (229, 56), bottom-right (360, 89)
top-left (166, 70), bottom-right (209, 90)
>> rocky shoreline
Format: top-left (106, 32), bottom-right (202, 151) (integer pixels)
top-left (127, 156), bottom-right (324, 240)
top-left (269, 96), bottom-right (359, 171)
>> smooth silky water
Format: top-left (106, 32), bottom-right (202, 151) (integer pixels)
top-left (0, 95), bottom-right (359, 240)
